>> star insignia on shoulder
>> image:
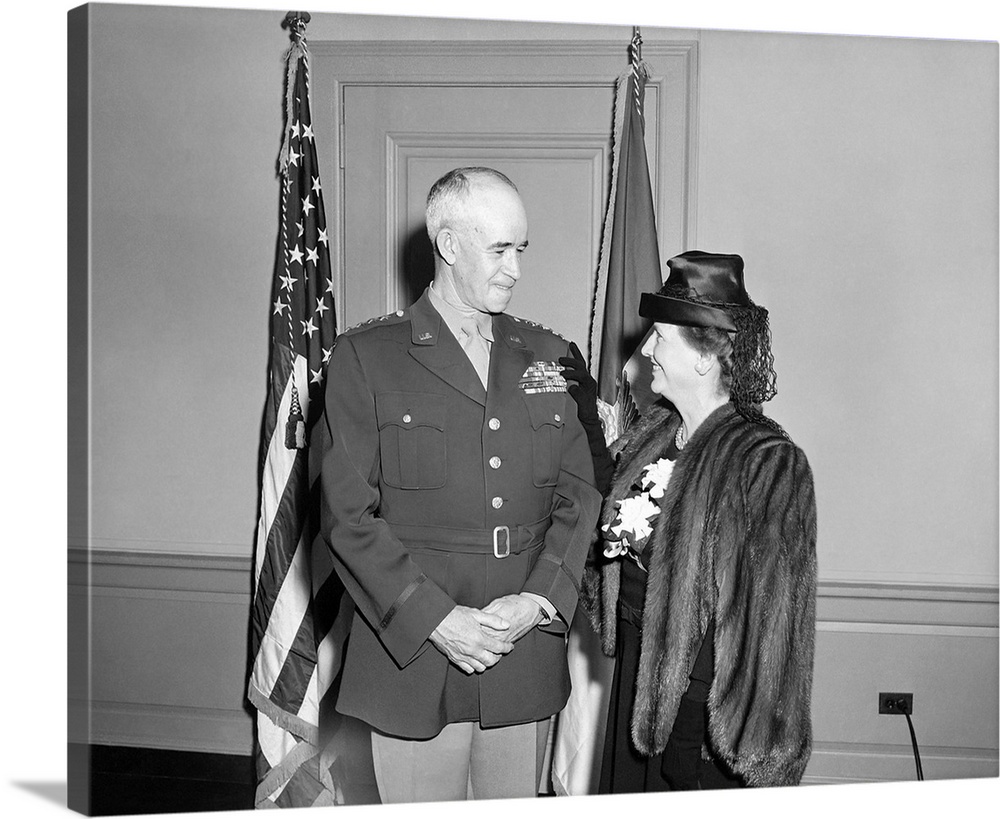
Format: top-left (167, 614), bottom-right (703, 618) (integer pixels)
top-left (510, 315), bottom-right (566, 340)
top-left (342, 309), bottom-right (408, 334)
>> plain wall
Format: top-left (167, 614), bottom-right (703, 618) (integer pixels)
top-left (696, 29), bottom-right (998, 584)
top-left (72, 0), bottom-right (998, 785)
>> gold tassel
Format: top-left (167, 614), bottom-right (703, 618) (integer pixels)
top-left (285, 383), bottom-right (306, 449)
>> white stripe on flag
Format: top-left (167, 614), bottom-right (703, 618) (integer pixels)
top-left (250, 528), bottom-right (317, 718)
top-left (255, 353), bottom-right (312, 582)
top-left (255, 707), bottom-right (320, 804)
top-left (299, 664), bottom-right (321, 726)
top-left (258, 703), bottom-right (301, 772)
top-left (552, 616), bottom-right (615, 795)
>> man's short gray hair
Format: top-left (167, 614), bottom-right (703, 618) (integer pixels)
top-left (425, 167), bottom-right (518, 244)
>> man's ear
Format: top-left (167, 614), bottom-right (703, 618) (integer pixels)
top-left (435, 228), bottom-right (458, 265)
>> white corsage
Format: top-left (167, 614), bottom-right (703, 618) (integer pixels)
top-left (602, 457), bottom-right (675, 560)
top-left (640, 457), bottom-right (675, 499)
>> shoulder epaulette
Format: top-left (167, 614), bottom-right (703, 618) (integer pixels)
top-left (508, 314), bottom-right (566, 341)
top-left (340, 308), bottom-right (409, 336)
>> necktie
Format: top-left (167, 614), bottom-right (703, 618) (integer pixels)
top-left (459, 316), bottom-right (491, 387)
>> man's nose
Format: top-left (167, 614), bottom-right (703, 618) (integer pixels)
top-left (504, 251), bottom-right (521, 280)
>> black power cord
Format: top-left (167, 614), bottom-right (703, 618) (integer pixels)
top-left (895, 698), bottom-right (925, 781)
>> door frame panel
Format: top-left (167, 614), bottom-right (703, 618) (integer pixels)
top-left (311, 39), bottom-right (699, 327)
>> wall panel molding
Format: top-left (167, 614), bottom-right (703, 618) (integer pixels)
top-left (817, 579), bottom-right (998, 636)
top-left (70, 547), bottom-right (999, 627)
top-left (71, 548), bottom-right (999, 637)
top-left (71, 547), bottom-right (997, 775)
top-left (385, 131), bottom-right (607, 310)
top-left (70, 547), bottom-right (257, 755)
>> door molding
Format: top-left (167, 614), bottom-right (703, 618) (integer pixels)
top-left (385, 131), bottom-right (607, 310)
top-left (310, 39), bottom-right (699, 325)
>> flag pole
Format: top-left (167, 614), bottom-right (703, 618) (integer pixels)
top-left (552, 26), bottom-right (662, 795)
top-left (247, 8), bottom-right (361, 807)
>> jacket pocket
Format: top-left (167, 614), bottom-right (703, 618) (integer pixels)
top-left (375, 392), bottom-right (447, 489)
top-left (525, 398), bottom-right (565, 487)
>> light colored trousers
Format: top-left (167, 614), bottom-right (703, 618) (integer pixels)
top-left (370, 719), bottom-right (550, 802)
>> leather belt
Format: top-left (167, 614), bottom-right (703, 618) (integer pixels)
top-left (390, 516), bottom-right (551, 559)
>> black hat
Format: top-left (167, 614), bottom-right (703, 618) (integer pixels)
top-left (639, 251), bottom-right (749, 331)
top-left (640, 250), bottom-right (782, 414)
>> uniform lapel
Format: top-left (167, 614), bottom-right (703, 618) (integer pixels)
top-left (408, 292), bottom-right (487, 406)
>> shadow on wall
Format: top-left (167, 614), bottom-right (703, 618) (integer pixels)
top-left (401, 224), bottom-right (435, 305)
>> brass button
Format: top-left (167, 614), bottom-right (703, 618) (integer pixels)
top-left (489, 456), bottom-right (501, 469)
top-left (402, 413), bottom-right (412, 424)
top-left (488, 417), bottom-right (501, 431)
top-left (554, 413), bottom-right (561, 422)
top-left (491, 496), bottom-right (504, 509)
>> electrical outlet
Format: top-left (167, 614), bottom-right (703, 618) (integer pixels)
top-left (878, 692), bottom-right (913, 715)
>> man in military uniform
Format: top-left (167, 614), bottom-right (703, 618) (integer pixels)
top-left (320, 167), bottom-right (602, 802)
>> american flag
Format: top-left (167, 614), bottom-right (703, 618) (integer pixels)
top-left (247, 18), bottom-right (359, 807)
top-left (552, 28), bottom-right (662, 796)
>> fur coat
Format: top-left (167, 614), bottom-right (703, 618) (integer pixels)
top-left (582, 401), bottom-right (817, 787)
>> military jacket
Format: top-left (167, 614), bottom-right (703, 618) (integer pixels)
top-left (320, 290), bottom-right (602, 738)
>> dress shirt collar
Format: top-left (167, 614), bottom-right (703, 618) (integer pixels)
top-left (427, 282), bottom-right (494, 344)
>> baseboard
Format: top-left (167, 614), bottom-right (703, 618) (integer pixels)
top-left (804, 741), bottom-right (999, 784)
top-left (79, 699), bottom-right (254, 756)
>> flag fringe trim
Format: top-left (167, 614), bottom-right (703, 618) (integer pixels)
top-left (589, 67), bottom-right (630, 380)
top-left (278, 39), bottom-right (309, 174)
top-left (253, 729), bottom-right (321, 808)
top-left (248, 681), bottom-right (319, 747)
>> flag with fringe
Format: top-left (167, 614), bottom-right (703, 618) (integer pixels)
top-left (589, 29), bottom-right (663, 439)
top-left (247, 15), bottom-right (372, 808)
top-left (552, 28), bottom-right (663, 796)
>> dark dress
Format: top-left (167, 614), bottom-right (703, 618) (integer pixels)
top-left (597, 441), bottom-right (743, 793)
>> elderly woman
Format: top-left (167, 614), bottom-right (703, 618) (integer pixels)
top-left (576, 251), bottom-right (817, 792)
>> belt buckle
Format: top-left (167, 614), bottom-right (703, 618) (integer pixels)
top-left (493, 525), bottom-right (511, 559)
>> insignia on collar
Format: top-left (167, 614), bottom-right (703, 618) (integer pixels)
top-left (419, 332), bottom-right (433, 341)
top-left (519, 361), bottom-right (567, 394)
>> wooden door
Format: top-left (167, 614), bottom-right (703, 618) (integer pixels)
top-left (312, 39), bottom-right (697, 357)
